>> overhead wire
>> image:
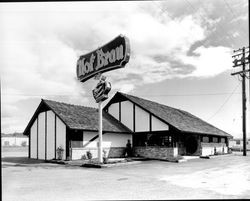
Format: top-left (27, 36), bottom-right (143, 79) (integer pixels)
top-left (222, 0), bottom-right (249, 39)
top-left (207, 82), bottom-right (241, 121)
top-left (194, 0), bottom-right (244, 46)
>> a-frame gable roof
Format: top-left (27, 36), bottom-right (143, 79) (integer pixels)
top-left (23, 99), bottom-right (132, 135)
top-left (104, 92), bottom-right (232, 137)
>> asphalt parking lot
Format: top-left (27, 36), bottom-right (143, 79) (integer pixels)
top-left (2, 149), bottom-right (250, 200)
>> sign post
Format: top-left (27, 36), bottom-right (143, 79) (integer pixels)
top-left (98, 101), bottom-right (103, 163)
top-left (76, 35), bottom-right (130, 163)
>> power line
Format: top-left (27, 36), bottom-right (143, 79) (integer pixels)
top-left (187, 0), bottom-right (244, 46)
top-left (222, 0), bottom-right (249, 39)
top-left (207, 83), bottom-right (240, 121)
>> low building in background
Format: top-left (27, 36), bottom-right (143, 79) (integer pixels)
top-left (23, 91), bottom-right (233, 161)
top-left (229, 138), bottom-right (250, 151)
top-left (1, 133), bottom-right (29, 147)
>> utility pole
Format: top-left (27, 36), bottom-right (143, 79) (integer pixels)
top-left (231, 46), bottom-right (249, 156)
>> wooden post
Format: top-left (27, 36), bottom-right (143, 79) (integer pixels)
top-left (242, 47), bottom-right (247, 156)
top-left (98, 101), bottom-right (103, 163)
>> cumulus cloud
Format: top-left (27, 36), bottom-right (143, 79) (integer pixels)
top-left (179, 46), bottom-right (232, 77)
top-left (0, 1), bottom-right (235, 133)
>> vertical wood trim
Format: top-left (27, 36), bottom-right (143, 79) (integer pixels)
top-left (54, 114), bottom-right (57, 159)
top-left (45, 112), bottom-right (47, 160)
top-left (29, 132), bottom-right (31, 158)
top-left (37, 116), bottom-right (39, 159)
top-left (66, 128), bottom-right (69, 160)
top-left (133, 103), bottom-right (135, 132)
top-left (119, 102), bottom-right (121, 121)
top-left (149, 114), bottom-right (152, 133)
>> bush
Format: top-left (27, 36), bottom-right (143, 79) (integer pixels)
top-left (103, 150), bottom-right (108, 164)
top-left (81, 154), bottom-right (87, 160)
top-left (86, 150), bottom-right (92, 160)
top-left (21, 141), bottom-right (27, 147)
top-left (56, 146), bottom-right (64, 160)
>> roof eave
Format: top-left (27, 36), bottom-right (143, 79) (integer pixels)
top-left (180, 130), bottom-right (232, 138)
top-left (67, 127), bottom-right (132, 134)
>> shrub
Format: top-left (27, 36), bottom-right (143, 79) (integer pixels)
top-left (86, 150), bottom-right (92, 160)
top-left (81, 154), bottom-right (87, 160)
top-left (21, 141), bottom-right (27, 147)
top-left (103, 150), bottom-right (108, 164)
top-left (56, 146), bottom-right (64, 160)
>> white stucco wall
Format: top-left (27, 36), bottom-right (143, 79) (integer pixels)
top-left (83, 131), bottom-right (132, 148)
top-left (47, 110), bottom-right (55, 160)
top-left (29, 110), bottom-right (66, 160)
top-left (30, 119), bottom-right (37, 158)
top-left (135, 105), bottom-right (149, 132)
top-left (201, 143), bottom-right (228, 156)
top-left (152, 115), bottom-right (169, 131)
top-left (71, 131), bottom-right (132, 159)
top-left (107, 100), bottom-right (169, 133)
top-left (38, 112), bottom-right (46, 160)
top-left (121, 101), bottom-right (133, 130)
top-left (56, 116), bottom-right (66, 160)
top-left (109, 102), bottom-right (119, 120)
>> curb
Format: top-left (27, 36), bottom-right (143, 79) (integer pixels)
top-left (81, 161), bottom-right (141, 168)
top-left (45, 160), bottom-right (66, 165)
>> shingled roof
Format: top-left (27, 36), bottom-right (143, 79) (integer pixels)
top-left (105, 92), bottom-right (232, 137)
top-left (23, 99), bottom-right (131, 135)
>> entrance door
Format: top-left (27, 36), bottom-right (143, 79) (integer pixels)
top-left (185, 136), bottom-right (198, 155)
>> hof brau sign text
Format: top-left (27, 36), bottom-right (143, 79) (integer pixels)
top-left (76, 35), bottom-right (130, 82)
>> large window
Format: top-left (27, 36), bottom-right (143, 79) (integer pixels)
top-left (71, 141), bottom-right (83, 148)
top-left (134, 133), bottom-right (173, 147)
top-left (148, 135), bottom-right (172, 146)
top-left (212, 137), bottom-right (218, 143)
top-left (221, 138), bottom-right (225, 143)
top-left (70, 132), bottom-right (83, 148)
top-left (202, 136), bottom-right (209, 143)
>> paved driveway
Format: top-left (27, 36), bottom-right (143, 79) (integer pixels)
top-left (2, 151), bottom-right (250, 200)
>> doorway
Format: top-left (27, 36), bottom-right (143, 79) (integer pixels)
top-left (185, 136), bottom-right (198, 155)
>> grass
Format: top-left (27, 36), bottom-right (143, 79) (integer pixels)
top-left (1, 146), bottom-right (28, 152)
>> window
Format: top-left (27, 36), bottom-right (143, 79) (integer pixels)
top-left (202, 136), bottom-right (209, 143)
top-left (133, 134), bottom-right (147, 146)
top-left (133, 134), bottom-right (173, 147)
top-left (71, 141), bottom-right (83, 148)
top-left (147, 134), bottom-right (172, 147)
top-left (70, 132), bottom-right (83, 148)
top-left (212, 137), bottom-right (218, 143)
top-left (236, 140), bottom-right (241, 145)
top-left (221, 138), bottom-right (225, 143)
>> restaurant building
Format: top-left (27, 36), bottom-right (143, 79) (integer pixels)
top-left (23, 91), bottom-right (232, 161)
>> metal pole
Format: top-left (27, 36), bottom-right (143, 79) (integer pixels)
top-left (98, 101), bottom-right (103, 163)
top-left (242, 47), bottom-right (247, 156)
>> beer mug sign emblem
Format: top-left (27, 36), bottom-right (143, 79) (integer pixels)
top-left (92, 79), bottom-right (111, 103)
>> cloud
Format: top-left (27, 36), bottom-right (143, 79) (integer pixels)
top-left (0, 1), bottom-right (238, 133)
top-left (179, 46), bottom-right (232, 77)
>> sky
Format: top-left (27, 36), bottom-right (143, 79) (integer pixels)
top-left (0, 1), bottom-right (249, 138)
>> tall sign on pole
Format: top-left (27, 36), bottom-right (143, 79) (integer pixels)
top-left (76, 35), bottom-right (130, 163)
top-left (231, 46), bottom-right (249, 156)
